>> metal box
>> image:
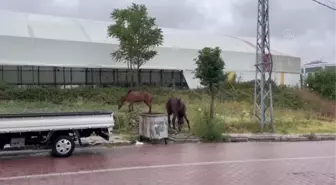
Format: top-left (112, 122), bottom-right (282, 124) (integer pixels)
top-left (139, 113), bottom-right (168, 144)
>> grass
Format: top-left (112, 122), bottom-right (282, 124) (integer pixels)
top-left (1, 98), bottom-right (335, 135)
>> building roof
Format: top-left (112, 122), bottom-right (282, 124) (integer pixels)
top-left (0, 10), bottom-right (303, 89)
top-left (303, 61), bottom-right (336, 69)
top-left (304, 60), bottom-right (327, 66)
top-left (0, 9), bottom-right (294, 56)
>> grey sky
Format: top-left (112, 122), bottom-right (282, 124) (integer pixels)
top-left (0, 0), bottom-right (335, 63)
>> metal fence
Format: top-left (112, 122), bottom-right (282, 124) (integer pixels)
top-left (0, 65), bottom-right (188, 89)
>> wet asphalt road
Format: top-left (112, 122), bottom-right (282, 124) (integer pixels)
top-left (0, 141), bottom-right (335, 185)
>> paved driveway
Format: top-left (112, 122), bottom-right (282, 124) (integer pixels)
top-left (0, 141), bottom-right (335, 185)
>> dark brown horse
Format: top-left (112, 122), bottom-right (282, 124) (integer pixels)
top-left (118, 90), bottom-right (152, 113)
top-left (166, 97), bottom-right (190, 131)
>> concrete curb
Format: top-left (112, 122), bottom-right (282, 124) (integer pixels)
top-left (169, 137), bottom-right (200, 143)
top-left (223, 133), bottom-right (336, 142)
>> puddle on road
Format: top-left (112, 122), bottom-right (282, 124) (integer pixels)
top-left (291, 171), bottom-right (335, 179)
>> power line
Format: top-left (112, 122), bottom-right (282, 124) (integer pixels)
top-left (311, 0), bottom-right (336, 11)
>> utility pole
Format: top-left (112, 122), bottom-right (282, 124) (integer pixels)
top-left (253, 0), bottom-right (274, 132)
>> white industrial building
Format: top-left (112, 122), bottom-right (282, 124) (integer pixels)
top-left (0, 10), bottom-right (301, 89)
top-left (302, 60), bottom-right (336, 74)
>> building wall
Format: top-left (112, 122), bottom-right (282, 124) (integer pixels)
top-left (232, 71), bottom-right (301, 87)
top-left (0, 10), bottom-right (302, 88)
top-left (0, 35), bottom-right (302, 88)
top-left (301, 63), bottom-right (336, 85)
top-left (0, 35), bottom-right (301, 72)
top-left (0, 66), bottom-right (301, 88)
top-left (0, 66), bottom-right (187, 88)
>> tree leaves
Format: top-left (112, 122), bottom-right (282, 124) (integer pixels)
top-left (305, 69), bottom-right (336, 100)
top-left (194, 47), bottom-right (226, 119)
top-left (194, 47), bottom-right (226, 87)
top-left (107, 3), bottom-right (163, 68)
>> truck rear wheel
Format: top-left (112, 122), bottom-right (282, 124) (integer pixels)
top-left (51, 135), bottom-right (75, 158)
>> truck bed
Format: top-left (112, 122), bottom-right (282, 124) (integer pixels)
top-left (0, 111), bottom-right (115, 134)
top-left (0, 111), bottom-right (113, 119)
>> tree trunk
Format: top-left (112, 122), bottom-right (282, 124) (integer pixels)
top-left (127, 61), bottom-right (133, 88)
top-left (209, 84), bottom-right (215, 120)
top-left (136, 67), bottom-right (140, 89)
top-left (131, 71), bottom-right (134, 88)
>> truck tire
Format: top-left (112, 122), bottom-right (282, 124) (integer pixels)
top-left (51, 135), bottom-right (75, 158)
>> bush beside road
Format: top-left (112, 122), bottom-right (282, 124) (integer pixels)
top-left (0, 83), bottom-right (334, 142)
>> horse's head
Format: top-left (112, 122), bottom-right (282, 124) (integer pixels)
top-left (118, 96), bottom-right (126, 110)
top-left (178, 117), bottom-right (184, 125)
top-left (177, 116), bottom-right (184, 131)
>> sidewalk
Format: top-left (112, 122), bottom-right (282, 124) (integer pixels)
top-left (223, 133), bottom-right (336, 142)
top-left (84, 132), bottom-right (336, 146)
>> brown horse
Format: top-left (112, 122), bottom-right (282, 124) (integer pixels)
top-left (118, 90), bottom-right (152, 113)
top-left (166, 97), bottom-right (190, 131)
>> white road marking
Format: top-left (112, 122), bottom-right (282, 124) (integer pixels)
top-left (0, 156), bottom-right (334, 181)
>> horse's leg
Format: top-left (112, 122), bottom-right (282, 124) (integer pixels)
top-left (148, 97), bottom-right (152, 114)
top-left (167, 113), bottom-right (172, 128)
top-left (144, 98), bottom-right (152, 114)
top-left (184, 113), bottom-right (191, 130)
top-left (177, 116), bottom-right (182, 132)
top-left (166, 103), bottom-right (172, 128)
top-left (172, 114), bottom-right (177, 130)
top-left (128, 103), bottom-right (133, 112)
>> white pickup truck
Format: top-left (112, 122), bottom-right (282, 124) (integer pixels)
top-left (0, 111), bottom-right (115, 158)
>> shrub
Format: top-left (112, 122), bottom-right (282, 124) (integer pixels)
top-left (192, 107), bottom-right (224, 141)
top-left (305, 69), bottom-right (336, 100)
top-left (0, 84), bottom-right (334, 118)
top-left (293, 88), bottom-right (336, 118)
top-left (273, 86), bottom-right (304, 110)
top-left (114, 111), bottom-right (140, 132)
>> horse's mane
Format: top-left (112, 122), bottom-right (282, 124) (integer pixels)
top-left (127, 89), bottom-right (133, 94)
top-left (127, 88), bottom-right (151, 95)
top-left (176, 98), bottom-right (183, 108)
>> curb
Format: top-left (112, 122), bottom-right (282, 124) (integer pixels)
top-left (169, 137), bottom-right (200, 144)
top-left (223, 133), bottom-right (336, 142)
top-left (82, 142), bottom-right (134, 148)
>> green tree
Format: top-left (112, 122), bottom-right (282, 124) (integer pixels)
top-left (107, 3), bottom-right (163, 87)
top-left (194, 47), bottom-right (226, 119)
top-left (305, 69), bottom-right (336, 100)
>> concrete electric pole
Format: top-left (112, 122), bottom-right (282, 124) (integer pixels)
top-left (253, 0), bottom-right (274, 132)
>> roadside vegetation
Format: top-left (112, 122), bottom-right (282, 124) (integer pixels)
top-left (0, 83), bottom-right (334, 139)
top-left (193, 46), bottom-right (226, 141)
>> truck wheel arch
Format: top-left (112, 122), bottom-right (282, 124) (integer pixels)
top-left (46, 130), bottom-right (82, 146)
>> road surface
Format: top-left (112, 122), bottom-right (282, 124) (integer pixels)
top-left (0, 141), bottom-right (335, 185)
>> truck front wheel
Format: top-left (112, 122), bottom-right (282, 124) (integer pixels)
top-left (51, 135), bottom-right (75, 158)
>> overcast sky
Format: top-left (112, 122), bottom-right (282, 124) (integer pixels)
top-left (0, 0), bottom-right (335, 64)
